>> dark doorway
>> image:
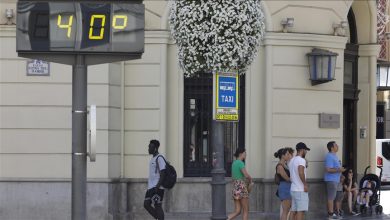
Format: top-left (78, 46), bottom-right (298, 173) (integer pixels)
top-left (183, 73), bottom-right (245, 177)
top-left (343, 9), bottom-right (359, 171)
top-left (343, 46), bottom-right (359, 170)
top-left (343, 99), bottom-right (357, 170)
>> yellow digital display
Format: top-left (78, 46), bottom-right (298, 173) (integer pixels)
top-left (89, 15), bottom-right (106, 40)
top-left (57, 14), bottom-right (73, 38)
top-left (17, 1), bottom-right (145, 54)
top-left (112, 15), bottom-right (128, 30)
top-left (57, 14), bottom-right (129, 40)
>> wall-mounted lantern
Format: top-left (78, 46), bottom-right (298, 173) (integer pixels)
top-left (377, 61), bottom-right (390, 90)
top-left (307, 48), bottom-right (338, 85)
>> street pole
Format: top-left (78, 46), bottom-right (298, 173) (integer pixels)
top-left (211, 120), bottom-right (227, 220)
top-left (72, 55), bottom-right (87, 220)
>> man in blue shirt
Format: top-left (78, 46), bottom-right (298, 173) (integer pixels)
top-left (324, 141), bottom-right (346, 219)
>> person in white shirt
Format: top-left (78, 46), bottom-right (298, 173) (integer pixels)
top-left (144, 139), bottom-right (166, 220)
top-left (288, 142), bottom-right (310, 220)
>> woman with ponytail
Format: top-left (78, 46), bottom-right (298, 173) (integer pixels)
top-left (275, 147), bottom-right (294, 220)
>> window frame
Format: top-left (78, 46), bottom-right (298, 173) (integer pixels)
top-left (183, 73), bottom-right (245, 177)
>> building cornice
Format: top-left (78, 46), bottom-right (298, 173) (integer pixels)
top-left (263, 32), bottom-right (348, 50)
top-left (0, 25), bottom-right (16, 37)
top-left (358, 44), bottom-right (381, 57)
top-left (145, 29), bottom-right (172, 44)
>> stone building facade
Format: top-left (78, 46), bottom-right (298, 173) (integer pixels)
top-left (0, 0), bottom-right (381, 219)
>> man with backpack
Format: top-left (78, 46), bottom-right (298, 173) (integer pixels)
top-left (144, 139), bottom-right (166, 220)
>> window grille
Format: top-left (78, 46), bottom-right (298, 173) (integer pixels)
top-left (183, 73), bottom-right (245, 177)
top-left (378, 0), bottom-right (389, 60)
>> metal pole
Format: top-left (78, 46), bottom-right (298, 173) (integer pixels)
top-left (211, 120), bottom-right (227, 220)
top-left (72, 55), bottom-right (87, 220)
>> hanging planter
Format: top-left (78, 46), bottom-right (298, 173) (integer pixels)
top-left (169, 0), bottom-right (265, 77)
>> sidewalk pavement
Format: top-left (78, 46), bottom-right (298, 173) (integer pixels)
top-left (161, 186), bottom-right (390, 220)
top-left (162, 212), bottom-right (390, 220)
top-left (143, 187), bottom-right (390, 220)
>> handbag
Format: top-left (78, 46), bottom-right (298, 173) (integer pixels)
top-left (274, 163), bottom-right (281, 185)
top-left (247, 181), bottom-right (254, 193)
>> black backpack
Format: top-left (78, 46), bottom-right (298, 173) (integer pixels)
top-left (156, 155), bottom-right (177, 189)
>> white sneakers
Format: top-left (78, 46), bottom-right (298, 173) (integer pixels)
top-left (328, 213), bottom-right (341, 219)
top-left (351, 211), bottom-right (360, 216)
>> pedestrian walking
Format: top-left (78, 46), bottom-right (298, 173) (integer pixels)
top-left (274, 147), bottom-right (294, 220)
top-left (324, 141), bottom-right (346, 219)
top-left (288, 142), bottom-right (310, 220)
top-left (144, 139), bottom-right (166, 220)
top-left (228, 147), bottom-right (252, 220)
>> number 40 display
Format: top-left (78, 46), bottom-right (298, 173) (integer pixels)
top-left (57, 14), bottom-right (128, 40)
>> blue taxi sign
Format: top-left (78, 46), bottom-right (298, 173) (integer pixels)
top-left (213, 71), bottom-right (239, 121)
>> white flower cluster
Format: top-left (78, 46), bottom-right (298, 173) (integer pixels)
top-left (169, 0), bottom-right (265, 77)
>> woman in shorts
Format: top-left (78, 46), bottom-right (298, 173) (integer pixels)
top-left (274, 147), bottom-right (294, 220)
top-left (343, 169), bottom-right (359, 215)
top-left (228, 147), bottom-right (252, 220)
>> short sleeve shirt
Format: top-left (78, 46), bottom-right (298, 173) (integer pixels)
top-left (148, 154), bottom-right (166, 189)
top-left (324, 153), bottom-right (341, 182)
top-left (288, 156), bottom-right (306, 192)
top-left (232, 160), bottom-right (245, 180)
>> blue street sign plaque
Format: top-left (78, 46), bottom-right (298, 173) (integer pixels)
top-left (213, 71), bottom-right (239, 121)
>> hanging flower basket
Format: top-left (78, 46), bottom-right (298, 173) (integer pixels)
top-left (169, 0), bottom-right (265, 77)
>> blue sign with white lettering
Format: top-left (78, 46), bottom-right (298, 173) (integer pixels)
top-left (218, 76), bottom-right (237, 108)
top-left (214, 71), bottom-right (239, 121)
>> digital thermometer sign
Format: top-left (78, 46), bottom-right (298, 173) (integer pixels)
top-left (17, 1), bottom-right (144, 55)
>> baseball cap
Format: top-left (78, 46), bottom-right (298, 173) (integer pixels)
top-left (296, 142), bottom-right (310, 151)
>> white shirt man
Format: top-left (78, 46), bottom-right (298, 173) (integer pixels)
top-left (288, 142), bottom-right (310, 220)
top-left (148, 154), bottom-right (166, 190)
top-left (144, 140), bottom-right (166, 220)
top-left (290, 155), bottom-right (307, 192)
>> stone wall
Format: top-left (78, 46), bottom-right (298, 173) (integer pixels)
top-left (0, 178), bottom-right (328, 220)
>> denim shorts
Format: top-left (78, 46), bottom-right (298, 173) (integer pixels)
top-left (291, 191), bottom-right (309, 212)
top-left (277, 181), bottom-right (291, 201)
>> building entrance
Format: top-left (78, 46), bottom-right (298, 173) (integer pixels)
top-left (343, 99), bottom-right (357, 170)
top-left (183, 73), bottom-right (245, 177)
top-left (342, 9), bottom-right (359, 172)
top-left (343, 47), bottom-right (359, 171)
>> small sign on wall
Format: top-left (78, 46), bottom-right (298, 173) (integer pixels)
top-left (26, 60), bottom-right (50, 76)
top-left (213, 71), bottom-right (239, 122)
top-left (319, 113), bottom-right (340, 128)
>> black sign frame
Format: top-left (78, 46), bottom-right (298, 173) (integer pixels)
top-left (16, 0), bottom-right (145, 65)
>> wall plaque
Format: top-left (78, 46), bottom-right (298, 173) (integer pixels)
top-left (26, 59), bottom-right (50, 76)
top-left (319, 113), bottom-right (340, 128)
